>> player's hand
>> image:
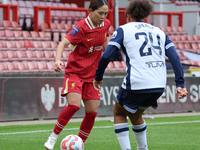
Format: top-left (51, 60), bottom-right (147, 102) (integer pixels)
top-left (177, 87), bottom-right (188, 99)
top-left (53, 61), bottom-right (64, 72)
top-left (93, 80), bottom-right (103, 91)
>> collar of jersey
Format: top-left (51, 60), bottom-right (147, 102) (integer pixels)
top-left (85, 15), bottom-right (104, 30)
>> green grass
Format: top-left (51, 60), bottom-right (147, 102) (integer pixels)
top-left (0, 115), bottom-right (200, 150)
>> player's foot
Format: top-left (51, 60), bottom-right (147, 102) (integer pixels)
top-left (44, 137), bottom-right (57, 150)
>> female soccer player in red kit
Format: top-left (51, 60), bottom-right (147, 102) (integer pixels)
top-left (44, 0), bottom-right (110, 149)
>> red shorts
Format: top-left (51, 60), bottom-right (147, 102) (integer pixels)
top-left (61, 77), bottom-right (100, 100)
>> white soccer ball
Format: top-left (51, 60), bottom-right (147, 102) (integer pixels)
top-left (60, 134), bottom-right (84, 150)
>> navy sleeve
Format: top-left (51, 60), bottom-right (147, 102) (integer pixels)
top-left (95, 45), bottom-right (119, 81)
top-left (165, 34), bottom-right (185, 88)
top-left (95, 27), bottom-right (124, 81)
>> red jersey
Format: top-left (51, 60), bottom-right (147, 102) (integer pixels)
top-left (65, 16), bottom-right (111, 82)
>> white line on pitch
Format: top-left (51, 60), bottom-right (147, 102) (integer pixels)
top-left (0, 120), bottom-right (200, 135)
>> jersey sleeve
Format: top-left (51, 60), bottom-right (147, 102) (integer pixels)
top-left (165, 34), bottom-right (185, 88)
top-left (108, 27), bottom-right (124, 49)
top-left (65, 25), bottom-right (84, 45)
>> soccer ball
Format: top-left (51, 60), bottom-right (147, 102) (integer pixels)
top-left (60, 134), bottom-right (84, 150)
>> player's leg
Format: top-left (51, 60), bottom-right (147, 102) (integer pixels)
top-left (45, 78), bottom-right (83, 150)
top-left (113, 101), bottom-right (131, 150)
top-left (78, 82), bottom-right (100, 142)
top-left (128, 108), bottom-right (148, 150)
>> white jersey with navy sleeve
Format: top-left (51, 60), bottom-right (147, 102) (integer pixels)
top-left (108, 22), bottom-right (171, 90)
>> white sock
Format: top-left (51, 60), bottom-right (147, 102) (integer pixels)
top-left (132, 122), bottom-right (148, 150)
top-left (50, 132), bottom-right (58, 139)
top-left (114, 123), bottom-right (131, 150)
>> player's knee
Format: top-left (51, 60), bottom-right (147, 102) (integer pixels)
top-left (85, 112), bottom-right (97, 120)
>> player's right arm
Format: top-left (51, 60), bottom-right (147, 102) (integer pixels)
top-left (54, 38), bottom-right (71, 72)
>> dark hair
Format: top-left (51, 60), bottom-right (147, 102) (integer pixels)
top-left (88, 0), bottom-right (108, 11)
top-left (126, 0), bottom-right (154, 20)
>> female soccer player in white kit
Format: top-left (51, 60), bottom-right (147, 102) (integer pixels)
top-left (93, 0), bottom-right (188, 150)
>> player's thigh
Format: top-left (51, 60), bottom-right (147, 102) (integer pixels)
top-left (113, 101), bottom-right (129, 117)
top-left (66, 92), bottom-right (82, 107)
top-left (83, 99), bottom-right (100, 112)
top-left (128, 108), bottom-right (146, 125)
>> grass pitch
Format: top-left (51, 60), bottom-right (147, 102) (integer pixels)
top-left (0, 115), bottom-right (199, 150)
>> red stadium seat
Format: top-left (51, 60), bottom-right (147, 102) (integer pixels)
top-left (47, 61), bottom-right (54, 72)
top-left (26, 51), bottom-right (37, 61)
top-left (180, 35), bottom-right (188, 44)
top-left (6, 51), bottom-right (19, 61)
top-left (32, 41), bottom-right (44, 51)
top-left (5, 41), bottom-right (17, 51)
top-left (26, 61), bottom-right (39, 73)
top-left (37, 61), bottom-right (49, 73)
top-left (0, 41), bottom-right (8, 51)
top-left (166, 26), bottom-right (174, 35)
top-left (13, 30), bottom-right (24, 40)
top-left (178, 27), bottom-right (186, 35)
top-left (0, 22), bottom-right (5, 30)
top-left (177, 51), bottom-right (188, 60)
top-left (25, 1), bottom-right (33, 8)
top-left (11, 21), bottom-right (22, 31)
top-left (171, 27), bottom-right (181, 35)
top-left (193, 35), bottom-right (200, 43)
top-left (62, 51), bottom-right (70, 61)
top-left (0, 62), bottom-right (9, 73)
top-left (42, 41), bottom-right (53, 51)
top-left (174, 35), bottom-right (182, 43)
top-left (0, 30), bottom-right (6, 40)
top-left (16, 50), bottom-right (28, 61)
top-left (30, 31), bottom-right (42, 41)
top-left (121, 61), bottom-right (126, 69)
top-left (41, 23), bottom-right (51, 32)
top-left (106, 62), bottom-right (116, 71)
top-left (184, 43), bottom-right (193, 52)
top-left (191, 43), bottom-right (199, 53)
top-left (57, 24), bottom-right (67, 33)
top-left (113, 61), bottom-right (125, 71)
top-left (35, 51), bottom-right (46, 61)
top-left (2, 20), bottom-right (13, 30)
top-left (4, 30), bottom-right (15, 40)
top-left (50, 41), bottom-right (58, 51)
top-left (15, 41), bottom-right (26, 51)
top-left (24, 40), bottom-right (35, 51)
top-left (16, 62), bottom-right (29, 73)
top-left (39, 32), bottom-right (51, 41)
top-left (187, 35), bottom-right (195, 44)
top-left (0, 51), bottom-right (9, 62)
top-left (22, 31), bottom-right (33, 41)
top-left (6, 62), bottom-right (19, 73)
top-left (43, 51), bottom-right (54, 61)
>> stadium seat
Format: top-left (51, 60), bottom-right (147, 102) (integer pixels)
top-left (5, 41), bottom-right (17, 51)
top-left (187, 35), bottom-right (195, 44)
top-left (177, 43), bottom-right (184, 50)
top-left (37, 61), bottom-right (49, 72)
top-left (42, 41), bottom-right (53, 51)
top-left (6, 51), bottom-right (19, 61)
top-left (32, 41), bottom-right (44, 51)
top-left (191, 43), bottom-right (199, 53)
top-left (174, 35), bottom-right (182, 43)
top-left (178, 27), bottom-right (186, 35)
top-left (22, 31), bottom-right (33, 41)
top-left (180, 35), bottom-right (188, 44)
top-left (106, 62), bottom-right (116, 71)
top-left (50, 23), bottom-right (59, 33)
top-left (0, 51), bottom-right (9, 62)
top-left (26, 61), bottom-right (39, 73)
top-left (64, 24), bottom-right (72, 32)
top-left (39, 32), bottom-right (51, 41)
top-left (35, 51), bottom-right (46, 61)
top-left (0, 62), bottom-right (9, 73)
top-left (46, 61), bottom-right (54, 72)
top-left (121, 61), bottom-right (126, 69)
top-left (0, 22), bottom-right (4, 30)
top-left (15, 41), bottom-right (26, 51)
top-left (6, 62), bottom-right (19, 73)
top-left (171, 26), bottom-right (181, 35)
top-left (30, 31), bottom-right (42, 41)
top-left (0, 41), bottom-right (8, 51)
top-left (13, 31), bottom-right (24, 40)
top-left (18, 0), bottom-right (26, 7)
top-left (31, 1), bottom-right (39, 7)
top-left (16, 62), bottom-right (30, 73)
top-left (26, 51), bottom-right (37, 61)
top-left (25, 1), bottom-right (33, 8)
top-left (24, 40), bottom-right (35, 51)
top-left (11, 21), bottom-right (22, 31)
top-left (18, 7), bottom-right (32, 29)
top-left (45, 2), bottom-right (53, 7)
top-left (50, 41), bottom-right (58, 51)
top-left (4, 30), bottom-right (15, 40)
top-left (41, 23), bottom-right (51, 32)
top-left (0, 30), bottom-right (6, 40)
top-left (177, 51), bottom-right (188, 60)
top-left (182, 60), bottom-right (192, 66)
top-left (16, 50), bottom-right (28, 61)
top-left (113, 61), bottom-right (125, 71)
top-left (62, 51), bottom-right (70, 61)
top-left (57, 23), bottom-right (67, 33)
top-left (166, 26), bottom-right (175, 35)
top-left (43, 51), bottom-right (54, 61)
top-left (193, 35), bottom-right (200, 43)
top-left (2, 20), bottom-right (13, 30)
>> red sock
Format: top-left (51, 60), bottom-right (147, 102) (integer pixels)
top-left (53, 104), bottom-right (79, 135)
top-left (78, 112), bottom-right (97, 142)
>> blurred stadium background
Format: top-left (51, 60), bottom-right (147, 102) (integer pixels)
top-left (0, 0), bottom-right (200, 122)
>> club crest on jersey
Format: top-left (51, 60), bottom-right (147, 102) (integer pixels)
top-left (69, 26), bottom-right (80, 36)
top-left (111, 31), bottom-right (117, 38)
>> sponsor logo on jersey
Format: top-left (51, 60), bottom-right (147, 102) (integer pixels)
top-left (88, 46), bottom-right (103, 53)
top-left (69, 26), bottom-right (80, 36)
top-left (87, 38), bottom-right (93, 41)
top-left (111, 31), bottom-right (117, 38)
top-left (146, 61), bottom-right (164, 68)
